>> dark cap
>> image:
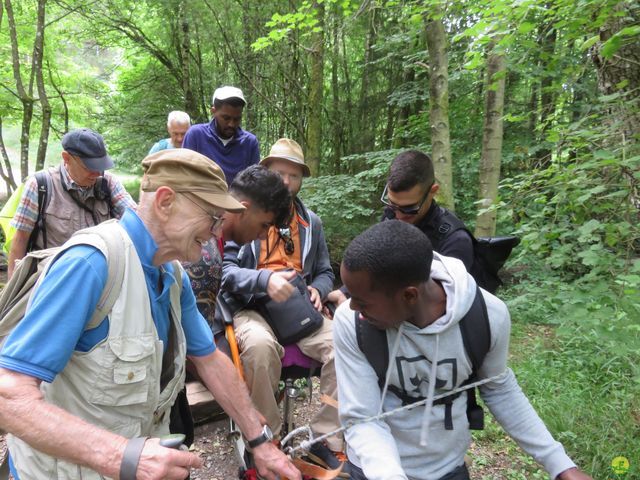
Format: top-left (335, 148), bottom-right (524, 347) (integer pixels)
top-left (61, 128), bottom-right (114, 171)
top-left (141, 149), bottom-right (245, 213)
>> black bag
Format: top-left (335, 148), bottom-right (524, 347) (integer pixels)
top-left (258, 273), bottom-right (324, 345)
top-left (470, 236), bottom-right (521, 293)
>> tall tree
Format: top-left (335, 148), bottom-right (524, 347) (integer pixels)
top-left (425, 8), bottom-right (454, 210)
top-left (475, 40), bottom-right (506, 237)
top-left (306, 0), bottom-right (325, 176)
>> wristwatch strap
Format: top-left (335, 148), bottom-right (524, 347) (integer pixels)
top-left (120, 436), bottom-right (148, 480)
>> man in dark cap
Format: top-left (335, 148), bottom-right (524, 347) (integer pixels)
top-left (0, 149), bottom-right (301, 480)
top-left (7, 128), bottom-right (135, 278)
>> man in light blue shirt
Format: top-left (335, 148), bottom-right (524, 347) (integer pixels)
top-left (149, 111), bottom-right (191, 154)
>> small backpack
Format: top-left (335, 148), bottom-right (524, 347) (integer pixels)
top-left (426, 208), bottom-right (520, 293)
top-left (355, 286), bottom-right (490, 431)
top-left (0, 220), bottom-right (127, 350)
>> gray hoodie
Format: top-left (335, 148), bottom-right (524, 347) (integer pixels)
top-left (334, 253), bottom-right (576, 480)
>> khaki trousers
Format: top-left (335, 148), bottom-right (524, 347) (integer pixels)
top-left (233, 309), bottom-right (343, 451)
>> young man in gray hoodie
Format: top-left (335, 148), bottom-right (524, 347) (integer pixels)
top-left (333, 220), bottom-right (592, 480)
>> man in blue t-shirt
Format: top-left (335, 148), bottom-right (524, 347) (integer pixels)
top-left (182, 86), bottom-right (259, 185)
top-left (148, 110), bottom-right (191, 154)
top-left (0, 149), bottom-right (301, 480)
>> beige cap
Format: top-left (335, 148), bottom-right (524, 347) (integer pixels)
top-left (259, 138), bottom-right (310, 177)
top-left (141, 148), bottom-right (245, 213)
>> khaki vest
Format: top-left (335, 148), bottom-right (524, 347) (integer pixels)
top-left (8, 224), bottom-right (187, 479)
top-left (33, 166), bottom-right (112, 250)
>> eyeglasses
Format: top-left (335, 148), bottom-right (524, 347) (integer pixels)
top-left (181, 193), bottom-right (225, 233)
top-left (380, 184), bottom-right (432, 216)
top-left (278, 227), bottom-right (295, 255)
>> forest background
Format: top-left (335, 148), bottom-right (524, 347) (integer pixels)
top-left (0, 0), bottom-right (638, 478)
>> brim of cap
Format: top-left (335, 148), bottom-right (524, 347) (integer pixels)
top-left (81, 155), bottom-right (114, 172)
top-left (260, 156), bottom-right (310, 177)
top-left (191, 191), bottom-right (246, 213)
top-left (214, 95), bottom-right (247, 106)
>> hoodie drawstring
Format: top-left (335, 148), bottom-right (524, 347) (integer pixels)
top-left (419, 334), bottom-right (440, 447)
top-left (377, 323), bottom-right (405, 416)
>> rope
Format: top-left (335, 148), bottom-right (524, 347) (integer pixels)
top-left (282, 370), bottom-right (508, 456)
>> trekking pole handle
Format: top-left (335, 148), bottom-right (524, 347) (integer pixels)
top-left (159, 433), bottom-right (186, 450)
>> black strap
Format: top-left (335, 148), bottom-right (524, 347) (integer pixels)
top-left (354, 311), bottom-right (388, 390)
top-left (26, 171), bottom-right (50, 252)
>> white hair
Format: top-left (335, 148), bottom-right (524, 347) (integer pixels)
top-left (167, 110), bottom-right (191, 127)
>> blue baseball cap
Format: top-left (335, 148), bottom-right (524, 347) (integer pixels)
top-left (61, 128), bottom-right (114, 171)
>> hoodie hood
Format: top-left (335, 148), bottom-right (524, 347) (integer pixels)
top-left (414, 252), bottom-right (478, 335)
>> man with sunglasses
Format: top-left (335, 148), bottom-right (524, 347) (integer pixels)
top-left (220, 139), bottom-right (346, 472)
top-left (327, 149), bottom-right (474, 308)
top-left (7, 128), bottom-right (135, 278)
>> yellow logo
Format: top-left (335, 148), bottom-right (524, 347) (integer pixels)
top-left (611, 456), bottom-right (630, 475)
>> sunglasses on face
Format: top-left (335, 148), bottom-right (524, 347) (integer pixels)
top-left (380, 183), bottom-right (432, 216)
top-left (279, 227), bottom-right (295, 255)
top-left (181, 193), bottom-right (225, 233)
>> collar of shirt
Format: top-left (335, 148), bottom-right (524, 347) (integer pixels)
top-left (208, 118), bottom-right (246, 145)
top-left (119, 208), bottom-right (177, 297)
top-left (60, 163), bottom-right (95, 196)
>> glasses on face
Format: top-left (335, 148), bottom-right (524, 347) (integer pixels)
top-left (181, 193), bottom-right (225, 233)
top-left (278, 227), bottom-right (295, 255)
top-left (380, 184), bottom-right (432, 216)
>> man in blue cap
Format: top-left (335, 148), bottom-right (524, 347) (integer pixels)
top-left (7, 128), bottom-right (135, 278)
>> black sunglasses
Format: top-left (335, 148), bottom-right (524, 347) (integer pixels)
top-left (380, 183), bottom-right (432, 216)
top-left (279, 228), bottom-right (295, 255)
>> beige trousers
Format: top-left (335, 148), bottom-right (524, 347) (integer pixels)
top-left (233, 308), bottom-right (343, 451)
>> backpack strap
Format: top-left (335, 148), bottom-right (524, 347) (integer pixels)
top-left (27, 171), bottom-right (51, 252)
top-left (354, 310), bottom-right (388, 390)
top-left (458, 286), bottom-right (491, 430)
top-left (36, 220), bottom-right (128, 329)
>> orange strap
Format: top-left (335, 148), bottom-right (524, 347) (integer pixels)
top-left (290, 457), bottom-right (344, 479)
top-left (225, 323), bottom-right (245, 381)
top-left (320, 394), bottom-right (339, 409)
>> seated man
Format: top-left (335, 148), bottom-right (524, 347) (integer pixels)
top-left (333, 220), bottom-right (592, 480)
top-left (0, 149), bottom-right (300, 480)
top-left (8, 128), bottom-right (135, 278)
top-left (184, 164), bottom-right (291, 331)
top-left (148, 110), bottom-right (191, 153)
top-left (220, 138), bottom-right (344, 466)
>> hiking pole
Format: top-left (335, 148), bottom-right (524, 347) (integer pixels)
top-left (160, 433), bottom-right (187, 450)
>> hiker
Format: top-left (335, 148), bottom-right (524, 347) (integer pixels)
top-left (333, 220), bottom-right (592, 480)
top-left (184, 164), bottom-right (291, 331)
top-left (148, 110), bottom-right (191, 154)
top-left (220, 138), bottom-right (346, 470)
top-left (327, 149), bottom-right (476, 308)
top-left (7, 128), bottom-right (135, 278)
top-left (182, 85), bottom-right (259, 184)
top-left (0, 148), bottom-right (301, 480)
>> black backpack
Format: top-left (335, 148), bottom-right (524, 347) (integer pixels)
top-left (27, 171), bottom-right (112, 252)
top-left (355, 286), bottom-right (490, 431)
top-left (421, 207), bottom-right (520, 293)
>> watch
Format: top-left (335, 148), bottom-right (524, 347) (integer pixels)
top-left (247, 425), bottom-right (273, 448)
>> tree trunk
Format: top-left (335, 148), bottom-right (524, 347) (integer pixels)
top-left (306, 1), bottom-right (324, 177)
top-left (425, 14), bottom-right (455, 211)
top-left (534, 23), bottom-right (556, 168)
top-left (5, 0), bottom-right (35, 181)
top-left (475, 42), bottom-right (506, 237)
top-left (178, 0), bottom-right (197, 119)
top-left (0, 118), bottom-right (18, 193)
top-left (330, 7), bottom-right (342, 174)
top-left (34, 0), bottom-right (51, 172)
top-left (357, 5), bottom-right (378, 153)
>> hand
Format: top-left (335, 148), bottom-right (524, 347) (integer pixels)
top-left (307, 286), bottom-right (322, 311)
top-left (134, 437), bottom-right (203, 480)
top-left (557, 467), bottom-right (593, 480)
top-left (327, 289), bottom-right (348, 307)
top-left (266, 270), bottom-right (297, 302)
top-left (252, 441), bottom-right (301, 480)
